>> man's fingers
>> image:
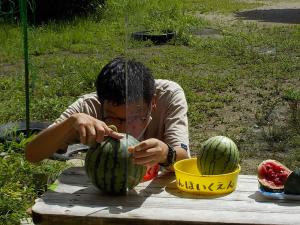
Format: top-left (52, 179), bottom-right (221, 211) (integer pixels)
top-left (78, 125), bottom-right (87, 145)
top-left (104, 125), bottom-right (124, 139)
top-left (95, 124), bottom-right (105, 143)
top-left (109, 130), bottom-right (124, 139)
top-left (134, 157), bottom-right (156, 167)
top-left (93, 123), bottom-right (124, 143)
top-left (128, 146), bottom-right (135, 153)
top-left (130, 140), bottom-right (155, 152)
top-left (86, 126), bottom-right (97, 146)
top-left (133, 142), bottom-right (147, 151)
top-left (128, 142), bottom-right (148, 153)
top-left (87, 125), bottom-right (96, 137)
top-left (133, 148), bottom-right (156, 159)
top-left (132, 147), bottom-right (157, 166)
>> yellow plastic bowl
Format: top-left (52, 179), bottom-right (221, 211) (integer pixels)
top-left (174, 158), bottom-right (241, 195)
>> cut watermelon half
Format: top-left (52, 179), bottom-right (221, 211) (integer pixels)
top-left (257, 159), bottom-right (292, 192)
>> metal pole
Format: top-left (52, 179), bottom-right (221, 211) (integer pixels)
top-left (19, 0), bottom-right (30, 136)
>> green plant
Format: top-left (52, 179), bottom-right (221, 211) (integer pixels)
top-left (0, 0), bottom-right (105, 24)
top-left (283, 88), bottom-right (300, 102)
top-left (0, 134), bottom-right (67, 224)
top-left (283, 88), bottom-right (300, 134)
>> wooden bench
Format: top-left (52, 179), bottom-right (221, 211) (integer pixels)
top-left (31, 167), bottom-right (300, 225)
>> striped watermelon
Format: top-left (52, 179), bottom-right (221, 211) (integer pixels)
top-left (85, 134), bottom-right (146, 195)
top-left (197, 136), bottom-right (239, 175)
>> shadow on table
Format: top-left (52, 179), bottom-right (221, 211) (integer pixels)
top-left (39, 167), bottom-right (173, 215)
top-left (248, 191), bottom-right (300, 206)
top-left (235, 8), bottom-right (300, 24)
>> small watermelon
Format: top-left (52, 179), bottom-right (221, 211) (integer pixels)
top-left (85, 134), bottom-right (146, 195)
top-left (197, 136), bottom-right (239, 175)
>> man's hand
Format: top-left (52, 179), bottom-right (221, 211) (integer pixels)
top-left (71, 113), bottom-right (124, 146)
top-left (25, 113), bottom-right (124, 163)
top-left (128, 138), bottom-right (168, 167)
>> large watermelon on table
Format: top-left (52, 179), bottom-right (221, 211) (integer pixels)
top-left (197, 136), bottom-right (239, 175)
top-left (85, 134), bottom-right (146, 195)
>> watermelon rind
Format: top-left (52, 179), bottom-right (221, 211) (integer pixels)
top-left (284, 168), bottom-right (300, 195)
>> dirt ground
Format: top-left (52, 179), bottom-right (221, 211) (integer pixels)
top-left (191, 0), bottom-right (300, 174)
top-left (196, 1), bottom-right (300, 26)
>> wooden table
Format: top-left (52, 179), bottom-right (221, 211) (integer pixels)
top-left (32, 167), bottom-right (300, 225)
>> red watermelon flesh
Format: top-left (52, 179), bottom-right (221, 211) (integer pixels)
top-left (258, 160), bottom-right (292, 192)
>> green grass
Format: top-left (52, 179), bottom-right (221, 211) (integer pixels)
top-left (0, 135), bottom-right (67, 225)
top-left (1, 0), bottom-right (300, 223)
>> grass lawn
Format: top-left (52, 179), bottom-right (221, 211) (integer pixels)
top-left (0, 0), bottom-right (300, 224)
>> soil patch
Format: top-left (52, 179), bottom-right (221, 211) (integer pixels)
top-left (235, 8), bottom-right (300, 24)
top-left (195, 1), bottom-right (300, 26)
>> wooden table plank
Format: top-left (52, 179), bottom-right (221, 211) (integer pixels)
top-left (32, 204), bottom-right (300, 225)
top-left (32, 167), bottom-right (300, 225)
top-left (34, 192), bottom-right (300, 213)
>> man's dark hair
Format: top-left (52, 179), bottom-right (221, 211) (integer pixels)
top-left (96, 57), bottom-right (155, 105)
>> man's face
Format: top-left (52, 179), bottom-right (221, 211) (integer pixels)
top-left (102, 99), bottom-right (152, 139)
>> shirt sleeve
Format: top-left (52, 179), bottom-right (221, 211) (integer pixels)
top-left (48, 94), bottom-right (101, 149)
top-left (50, 93), bottom-right (101, 126)
top-left (164, 89), bottom-right (190, 157)
top-left (50, 97), bottom-right (85, 126)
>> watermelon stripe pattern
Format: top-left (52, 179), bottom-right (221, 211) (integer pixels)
top-left (85, 135), bottom-right (146, 195)
top-left (197, 136), bottom-right (239, 175)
